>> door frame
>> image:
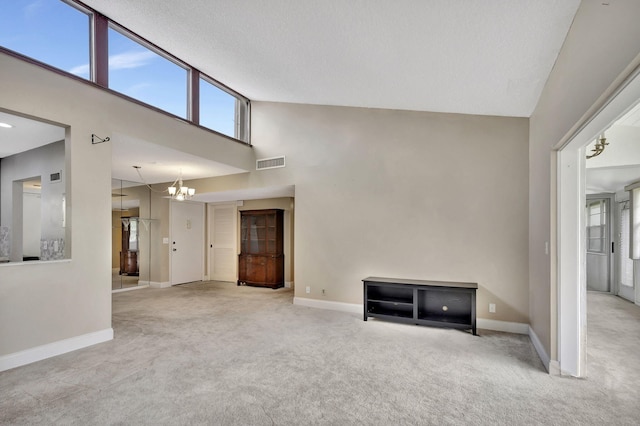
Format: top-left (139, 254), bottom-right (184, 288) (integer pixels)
top-left (557, 67), bottom-right (640, 377)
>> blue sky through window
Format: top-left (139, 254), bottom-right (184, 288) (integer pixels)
top-left (200, 78), bottom-right (236, 139)
top-left (0, 0), bottom-right (89, 77)
top-left (108, 27), bottom-right (187, 119)
top-left (1, 0), bottom-right (239, 139)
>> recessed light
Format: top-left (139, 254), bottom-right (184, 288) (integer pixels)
top-left (0, 122), bottom-right (13, 128)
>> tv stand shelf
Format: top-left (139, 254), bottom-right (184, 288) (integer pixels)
top-left (363, 277), bottom-right (477, 335)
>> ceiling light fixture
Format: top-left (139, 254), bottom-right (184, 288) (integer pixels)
top-left (586, 133), bottom-right (609, 159)
top-left (133, 166), bottom-right (195, 201)
top-left (0, 122), bottom-right (13, 128)
top-left (167, 172), bottom-right (195, 201)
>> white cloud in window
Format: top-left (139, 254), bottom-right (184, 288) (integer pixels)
top-left (109, 50), bottom-right (156, 70)
top-left (68, 50), bottom-right (156, 76)
top-left (68, 63), bottom-right (90, 76)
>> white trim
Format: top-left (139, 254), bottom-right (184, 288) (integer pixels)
top-left (528, 326), bottom-right (550, 372)
top-left (0, 328), bottom-right (113, 372)
top-left (203, 275), bottom-right (210, 281)
top-left (285, 281), bottom-right (293, 289)
top-left (147, 281), bottom-right (172, 288)
top-left (293, 297), bottom-right (361, 314)
top-left (558, 145), bottom-right (587, 378)
top-left (549, 360), bottom-right (561, 376)
top-left (477, 318), bottom-right (529, 334)
top-left (112, 284), bottom-right (149, 293)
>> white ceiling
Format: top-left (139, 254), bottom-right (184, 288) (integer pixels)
top-left (110, 132), bottom-right (246, 183)
top-left (586, 102), bottom-right (640, 193)
top-left (81, 0), bottom-right (581, 117)
top-left (0, 111), bottom-right (64, 158)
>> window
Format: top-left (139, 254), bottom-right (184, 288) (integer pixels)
top-left (587, 200), bottom-right (606, 253)
top-left (108, 26), bottom-right (188, 118)
top-left (1, 1), bottom-right (250, 143)
top-left (0, 0), bottom-right (91, 79)
top-left (200, 77), bottom-right (248, 141)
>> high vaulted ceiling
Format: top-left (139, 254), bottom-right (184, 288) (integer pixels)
top-left (81, 0), bottom-right (581, 118)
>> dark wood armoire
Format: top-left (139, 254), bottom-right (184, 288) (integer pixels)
top-left (238, 209), bottom-right (284, 289)
top-left (119, 217), bottom-right (139, 276)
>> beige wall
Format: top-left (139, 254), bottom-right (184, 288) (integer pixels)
top-left (529, 1), bottom-right (640, 359)
top-left (244, 103), bottom-right (530, 322)
top-left (0, 51), bottom-right (253, 357)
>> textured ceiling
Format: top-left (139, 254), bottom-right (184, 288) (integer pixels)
top-left (81, 0), bottom-right (581, 118)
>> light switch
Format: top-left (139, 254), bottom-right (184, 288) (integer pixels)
top-left (162, 237), bottom-right (169, 244)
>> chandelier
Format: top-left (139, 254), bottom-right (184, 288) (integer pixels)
top-left (168, 174), bottom-right (195, 201)
top-left (133, 166), bottom-right (195, 201)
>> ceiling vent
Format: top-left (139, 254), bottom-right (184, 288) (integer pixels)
top-left (256, 156), bottom-right (285, 170)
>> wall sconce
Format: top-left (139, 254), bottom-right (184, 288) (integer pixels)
top-left (586, 133), bottom-right (609, 159)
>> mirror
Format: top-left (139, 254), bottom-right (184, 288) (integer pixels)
top-left (112, 179), bottom-right (152, 290)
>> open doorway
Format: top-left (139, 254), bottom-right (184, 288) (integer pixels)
top-left (557, 70), bottom-right (640, 377)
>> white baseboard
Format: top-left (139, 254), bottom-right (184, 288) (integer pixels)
top-left (0, 328), bottom-right (113, 372)
top-left (285, 281), bottom-right (293, 289)
top-left (293, 297), bottom-right (361, 314)
top-left (147, 281), bottom-right (171, 288)
top-left (477, 318), bottom-right (529, 334)
top-left (528, 326), bottom-right (550, 372)
top-left (112, 285), bottom-right (149, 294)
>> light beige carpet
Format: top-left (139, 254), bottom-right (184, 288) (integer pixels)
top-left (1, 283), bottom-right (639, 424)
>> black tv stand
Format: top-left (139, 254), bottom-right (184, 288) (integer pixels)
top-left (363, 277), bottom-right (477, 335)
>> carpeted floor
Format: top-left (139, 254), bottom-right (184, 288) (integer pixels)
top-left (1, 283), bottom-right (640, 425)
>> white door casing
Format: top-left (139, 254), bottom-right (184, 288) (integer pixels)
top-left (170, 200), bottom-right (204, 285)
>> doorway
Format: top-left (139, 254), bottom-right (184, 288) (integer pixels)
top-left (557, 68), bottom-right (640, 377)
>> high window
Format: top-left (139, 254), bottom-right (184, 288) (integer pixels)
top-left (200, 77), bottom-right (240, 139)
top-left (0, 0), bottom-right (91, 80)
top-left (0, 0), bottom-right (250, 144)
top-left (108, 26), bottom-right (188, 119)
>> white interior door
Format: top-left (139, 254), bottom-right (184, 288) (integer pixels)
top-left (170, 201), bottom-right (204, 285)
top-left (208, 203), bottom-right (237, 282)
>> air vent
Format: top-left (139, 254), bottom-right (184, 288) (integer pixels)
top-left (256, 156), bottom-right (285, 170)
top-left (50, 171), bottom-right (61, 183)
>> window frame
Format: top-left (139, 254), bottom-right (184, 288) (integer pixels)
top-left (199, 74), bottom-right (250, 142)
top-left (0, 0), bottom-right (251, 145)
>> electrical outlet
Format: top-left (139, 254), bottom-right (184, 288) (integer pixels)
top-left (489, 303), bottom-right (496, 313)
top-left (306, 286), bottom-right (310, 294)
